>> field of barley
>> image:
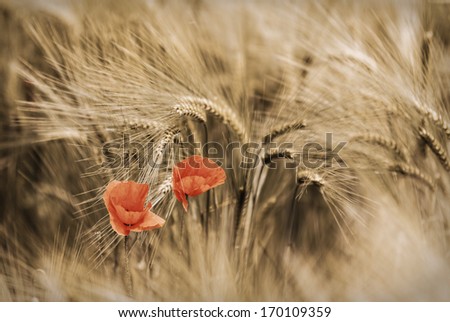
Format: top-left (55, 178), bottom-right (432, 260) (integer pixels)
top-left (1, 0), bottom-right (450, 301)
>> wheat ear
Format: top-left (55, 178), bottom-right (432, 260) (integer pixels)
top-left (153, 127), bottom-right (181, 161)
top-left (176, 96), bottom-right (248, 141)
top-left (263, 148), bottom-right (295, 164)
top-left (423, 109), bottom-right (450, 140)
top-left (157, 175), bottom-right (173, 195)
top-left (297, 169), bottom-right (325, 187)
top-left (123, 118), bottom-right (167, 131)
top-left (351, 134), bottom-right (407, 160)
top-left (389, 163), bottom-right (435, 190)
top-left (263, 120), bottom-right (306, 143)
top-left (173, 99), bottom-right (208, 123)
top-left (419, 127), bottom-right (450, 171)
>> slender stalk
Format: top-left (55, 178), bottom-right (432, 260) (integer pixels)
top-left (203, 122), bottom-right (210, 237)
top-left (288, 185), bottom-right (300, 248)
top-left (124, 236), bottom-right (133, 298)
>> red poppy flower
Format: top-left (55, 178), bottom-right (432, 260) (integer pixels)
top-left (103, 180), bottom-right (165, 236)
top-left (172, 155), bottom-right (226, 211)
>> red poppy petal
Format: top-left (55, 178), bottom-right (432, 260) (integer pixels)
top-left (103, 180), bottom-right (122, 214)
top-left (181, 170), bottom-right (225, 196)
top-left (109, 214), bottom-right (130, 236)
top-left (172, 155), bottom-right (226, 211)
top-left (174, 156), bottom-right (204, 177)
top-left (173, 186), bottom-right (189, 211)
top-left (204, 167), bottom-right (226, 188)
top-left (173, 165), bottom-right (182, 181)
top-left (179, 176), bottom-right (207, 196)
top-left (110, 181), bottom-right (149, 212)
top-left (115, 205), bottom-right (146, 225)
top-left (131, 210), bottom-right (165, 232)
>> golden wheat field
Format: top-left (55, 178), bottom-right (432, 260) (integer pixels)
top-left (1, 0), bottom-right (450, 301)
